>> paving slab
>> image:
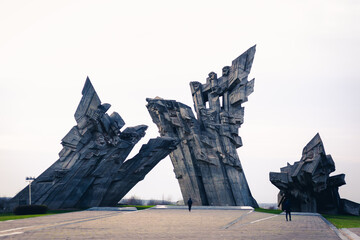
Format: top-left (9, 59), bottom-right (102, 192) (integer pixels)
top-left (346, 228), bottom-right (360, 236)
top-left (0, 211), bottom-right (120, 232)
top-left (0, 208), bottom-right (348, 239)
top-left (340, 228), bottom-right (360, 240)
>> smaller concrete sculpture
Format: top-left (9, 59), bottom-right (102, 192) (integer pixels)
top-left (270, 133), bottom-right (360, 215)
top-left (7, 78), bottom-right (178, 210)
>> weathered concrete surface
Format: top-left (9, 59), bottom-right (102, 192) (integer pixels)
top-left (7, 78), bottom-right (178, 210)
top-left (0, 208), bottom-right (345, 239)
top-left (146, 46), bottom-right (258, 207)
top-left (270, 133), bottom-right (360, 216)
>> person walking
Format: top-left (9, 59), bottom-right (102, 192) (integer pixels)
top-left (187, 197), bottom-right (193, 212)
top-left (279, 194), bottom-right (292, 221)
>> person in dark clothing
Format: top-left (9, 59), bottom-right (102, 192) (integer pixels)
top-left (279, 194), bottom-right (292, 221)
top-left (187, 198), bottom-right (193, 212)
top-left (283, 197), bottom-right (291, 221)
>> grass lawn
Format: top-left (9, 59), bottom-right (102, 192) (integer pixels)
top-left (0, 210), bottom-right (80, 222)
top-left (322, 214), bottom-right (360, 228)
top-left (254, 208), bottom-right (283, 214)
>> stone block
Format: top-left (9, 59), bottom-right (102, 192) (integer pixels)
top-left (341, 198), bottom-right (360, 216)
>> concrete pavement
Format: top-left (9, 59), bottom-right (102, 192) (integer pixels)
top-left (0, 207), bottom-right (359, 239)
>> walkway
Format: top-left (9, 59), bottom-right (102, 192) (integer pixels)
top-left (0, 207), bottom-right (359, 239)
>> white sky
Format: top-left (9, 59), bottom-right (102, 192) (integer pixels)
top-left (0, 0), bottom-right (359, 204)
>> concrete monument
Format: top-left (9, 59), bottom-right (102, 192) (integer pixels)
top-left (270, 133), bottom-right (360, 215)
top-left (7, 78), bottom-right (178, 210)
top-left (146, 46), bottom-right (258, 207)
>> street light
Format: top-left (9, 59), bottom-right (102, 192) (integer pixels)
top-left (25, 177), bottom-right (35, 205)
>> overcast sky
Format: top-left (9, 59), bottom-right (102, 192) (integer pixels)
top-left (0, 0), bottom-right (359, 204)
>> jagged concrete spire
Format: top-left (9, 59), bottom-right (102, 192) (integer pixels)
top-left (146, 46), bottom-right (258, 207)
top-left (7, 77), bottom-right (178, 210)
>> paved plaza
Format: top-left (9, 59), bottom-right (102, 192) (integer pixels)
top-left (0, 207), bottom-right (359, 239)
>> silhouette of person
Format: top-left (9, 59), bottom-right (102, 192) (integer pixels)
top-left (279, 194), bottom-right (292, 221)
top-left (187, 198), bottom-right (193, 212)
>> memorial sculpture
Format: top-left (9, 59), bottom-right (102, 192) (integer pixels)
top-left (270, 133), bottom-right (360, 215)
top-left (146, 46), bottom-right (258, 207)
top-left (7, 78), bottom-right (178, 210)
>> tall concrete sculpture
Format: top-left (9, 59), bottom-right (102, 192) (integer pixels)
top-left (147, 46), bottom-right (258, 207)
top-left (7, 78), bottom-right (178, 210)
top-left (270, 133), bottom-right (360, 215)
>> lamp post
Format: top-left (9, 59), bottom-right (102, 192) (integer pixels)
top-left (25, 177), bottom-right (35, 205)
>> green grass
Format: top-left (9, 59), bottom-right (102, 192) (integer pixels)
top-left (117, 205), bottom-right (155, 210)
top-left (254, 208), bottom-right (283, 214)
top-left (0, 213), bottom-right (54, 221)
top-left (322, 214), bottom-right (360, 228)
top-left (0, 210), bottom-right (80, 222)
